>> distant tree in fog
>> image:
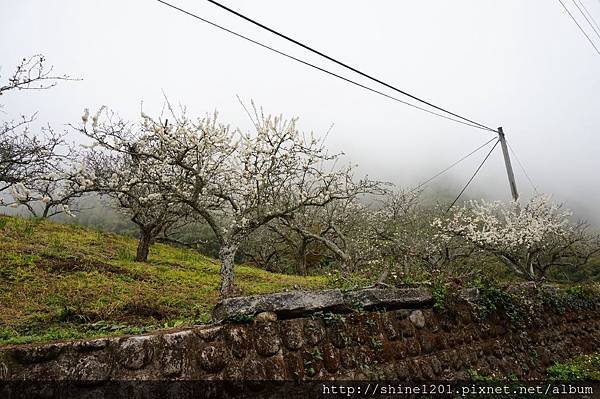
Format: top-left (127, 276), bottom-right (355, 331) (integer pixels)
top-left (435, 195), bottom-right (600, 280)
top-left (0, 55), bottom-right (81, 218)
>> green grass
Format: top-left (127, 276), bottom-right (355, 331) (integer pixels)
top-left (0, 215), bottom-right (328, 346)
top-left (548, 353), bottom-right (600, 381)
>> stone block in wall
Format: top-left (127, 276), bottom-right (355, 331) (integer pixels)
top-left (301, 347), bottom-right (322, 377)
top-left (70, 355), bottom-right (112, 381)
top-left (405, 338), bottom-right (421, 356)
top-left (118, 336), bottom-right (155, 370)
top-left (223, 361), bottom-right (243, 380)
top-left (409, 310), bottom-right (426, 329)
top-left (379, 341), bottom-right (396, 363)
top-left (397, 318), bottom-right (415, 338)
top-left (434, 333), bottom-right (448, 351)
top-left (198, 343), bottom-right (228, 373)
top-left (212, 289), bottom-right (345, 321)
top-left (161, 330), bottom-right (196, 377)
top-left (255, 322), bottom-right (281, 357)
top-left (225, 325), bottom-right (252, 358)
top-left (422, 309), bottom-right (439, 331)
top-left (12, 343), bottom-right (66, 365)
top-left (343, 287), bottom-right (432, 309)
top-left (328, 323), bottom-right (350, 348)
top-left (194, 325), bottom-right (223, 341)
top-left (380, 313), bottom-right (400, 340)
top-left (303, 319), bottom-right (325, 346)
top-left (321, 343), bottom-right (340, 373)
top-left (74, 338), bottom-right (109, 352)
top-left (346, 314), bottom-right (373, 345)
top-left (243, 358), bottom-right (266, 380)
top-left (430, 356), bottom-right (442, 376)
top-left (280, 319), bottom-right (304, 350)
top-left (284, 352), bottom-right (304, 380)
top-left (388, 340), bottom-right (407, 360)
top-left (264, 354), bottom-right (287, 380)
top-left (340, 347), bottom-right (357, 369)
top-left (419, 358), bottom-right (437, 380)
top-left (407, 359), bottom-right (423, 382)
top-left (380, 364), bottom-right (397, 380)
top-left (395, 360), bottom-right (409, 380)
top-left (419, 334), bottom-right (435, 354)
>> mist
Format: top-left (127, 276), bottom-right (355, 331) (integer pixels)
top-left (1, 0), bottom-right (599, 224)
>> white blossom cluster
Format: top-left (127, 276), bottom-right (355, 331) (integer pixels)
top-left (2, 132), bottom-right (83, 218)
top-left (75, 104), bottom-right (383, 292)
top-left (431, 195), bottom-right (585, 279)
top-left (434, 196), bottom-right (571, 252)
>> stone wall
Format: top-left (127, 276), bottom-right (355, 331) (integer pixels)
top-left (1, 288), bottom-right (599, 382)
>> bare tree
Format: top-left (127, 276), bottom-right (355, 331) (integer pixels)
top-left (0, 55), bottom-right (73, 95)
top-left (240, 220), bottom-right (327, 275)
top-left (239, 223), bottom-right (289, 273)
top-left (1, 55), bottom-right (78, 215)
top-left (281, 197), bottom-right (384, 273)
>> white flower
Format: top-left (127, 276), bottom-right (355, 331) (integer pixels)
top-left (82, 108), bottom-right (90, 124)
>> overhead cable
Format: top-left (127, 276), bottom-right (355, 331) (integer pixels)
top-left (447, 139), bottom-right (500, 211)
top-left (410, 137), bottom-right (498, 194)
top-left (155, 0), bottom-right (496, 133)
top-left (507, 142), bottom-right (539, 194)
top-left (558, 0), bottom-right (600, 56)
top-left (205, 0), bottom-right (498, 133)
top-left (573, 0), bottom-right (600, 40)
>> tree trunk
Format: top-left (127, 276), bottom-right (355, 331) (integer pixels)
top-left (528, 263), bottom-right (537, 281)
top-left (219, 242), bottom-right (239, 297)
top-left (296, 238), bottom-right (308, 276)
top-left (135, 229), bottom-right (153, 262)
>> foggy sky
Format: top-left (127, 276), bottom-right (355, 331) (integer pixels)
top-left (1, 1), bottom-right (599, 223)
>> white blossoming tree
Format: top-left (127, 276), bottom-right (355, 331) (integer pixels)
top-left (1, 127), bottom-right (62, 195)
top-left (77, 109), bottom-right (196, 262)
top-left (4, 160), bottom-right (85, 218)
top-left (80, 104), bottom-right (383, 295)
top-left (1, 124), bottom-right (88, 218)
top-left (434, 195), bottom-right (600, 280)
top-left (199, 109), bottom-right (383, 295)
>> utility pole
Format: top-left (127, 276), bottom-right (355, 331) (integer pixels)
top-left (497, 127), bottom-right (519, 202)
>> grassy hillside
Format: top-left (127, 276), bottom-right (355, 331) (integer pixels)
top-left (0, 215), bottom-right (328, 345)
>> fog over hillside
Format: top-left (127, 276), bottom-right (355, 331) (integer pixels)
top-left (1, 0), bottom-right (599, 224)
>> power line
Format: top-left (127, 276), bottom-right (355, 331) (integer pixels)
top-left (558, 0), bottom-right (600, 56)
top-left (447, 139), bottom-right (500, 211)
top-left (573, 0), bottom-right (600, 40)
top-left (584, 0), bottom-right (600, 33)
top-left (205, 0), bottom-right (498, 133)
top-left (507, 142), bottom-right (539, 194)
top-left (155, 0), bottom-right (495, 134)
top-left (409, 137), bottom-right (498, 194)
